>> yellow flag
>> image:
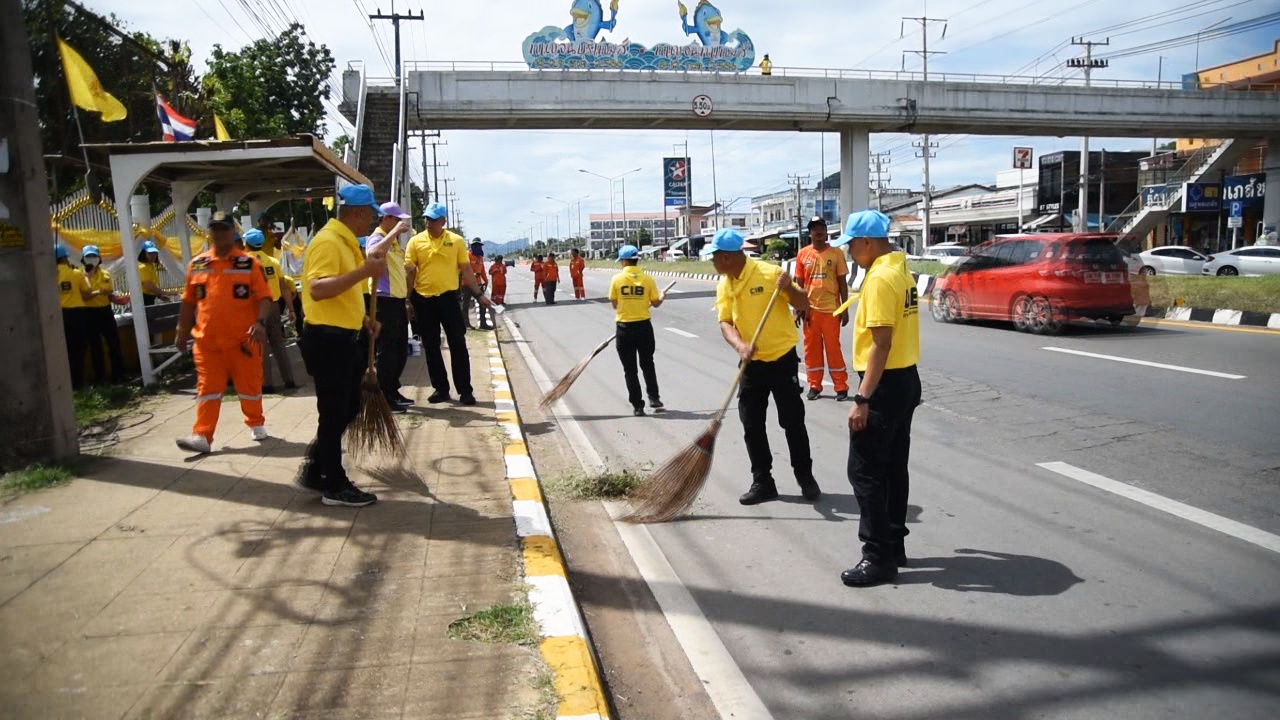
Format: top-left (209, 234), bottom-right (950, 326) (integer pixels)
top-left (322, 197), bottom-right (335, 211)
top-left (56, 38), bottom-right (126, 122)
top-left (214, 114), bottom-right (231, 140)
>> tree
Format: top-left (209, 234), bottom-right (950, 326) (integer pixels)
top-left (766, 238), bottom-right (791, 260)
top-left (635, 227), bottom-right (653, 245)
top-left (205, 23), bottom-right (334, 139)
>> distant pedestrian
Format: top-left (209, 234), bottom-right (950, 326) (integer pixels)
top-left (609, 244), bottom-right (667, 416)
top-left (80, 245), bottom-right (126, 384)
top-left (366, 202), bottom-right (414, 410)
top-left (467, 239), bottom-right (493, 330)
top-left (55, 244), bottom-right (92, 389)
top-left (710, 228), bottom-right (820, 505)
top-left (174, 211), bottom-right (274, 455)
top-left (543, 252), bottom-right (560, 305)
top-left (244, 228), bottom-right (299, 393)
top-left (489, 255), bottom-right (508, 306)
top-left (831, 210), bottom-right (922, 588)
top-left (570, 248), bottom-right (587, 300)
top-left (405, 202), bottom-right (493, 406)
top-left (796, 216), bottom-right (850, 401)
top-left (532, 255), bottom-right (545, 298)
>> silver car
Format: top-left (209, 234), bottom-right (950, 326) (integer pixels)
top-left (1201, 245), bottom-right (1280, 276)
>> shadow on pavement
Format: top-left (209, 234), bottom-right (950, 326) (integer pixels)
top-left (894, 548), bottom-right (1084, 596)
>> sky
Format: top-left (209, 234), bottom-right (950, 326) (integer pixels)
top-left (85, 0), bottom-right (1280, 243)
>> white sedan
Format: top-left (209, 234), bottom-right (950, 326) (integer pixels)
top-left (1136, 245), bottom-right (1210, 275)
top-left (1201, 245), bottom-right (1280, 276)
top-left (922, 243), bottom-right (971, 266)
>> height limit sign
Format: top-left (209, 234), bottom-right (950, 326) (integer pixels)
top-left (1013, 147), bottom-right (1034, 169)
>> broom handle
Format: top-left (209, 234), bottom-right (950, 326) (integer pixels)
top-left (715, 285), bottom-right (784, 420)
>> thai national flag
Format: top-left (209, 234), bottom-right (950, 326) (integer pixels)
top-left (154, 92), bottom-right (196, 142)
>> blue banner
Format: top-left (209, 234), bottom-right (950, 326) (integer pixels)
top-left (1141, 184), bottom-right (1173, 208)
top-left (1181, 182), bottom-right (1221, 213)
top-left (1223, 173), bottom-right (1266, 208)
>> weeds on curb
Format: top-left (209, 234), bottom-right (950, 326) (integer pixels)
top-left (548, 468), bottom-right (644, 499)
top-left (1, 463), bottom-right (75, 497)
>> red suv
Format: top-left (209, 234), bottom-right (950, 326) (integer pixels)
top-left (931, 233), bottom-right (1135, 334)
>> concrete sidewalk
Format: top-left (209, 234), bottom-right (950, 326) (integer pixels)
top-left (0, 333), bottom-right (550, 718)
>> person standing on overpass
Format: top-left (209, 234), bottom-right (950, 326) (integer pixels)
top-left (831, 210), bottom-right (922, 587)
top-left (710, 228), bottom-right (820, 505)
top-left (795, 216), bottom-right (850, 401)
top-left (609, 244), bottom-right (668, 417)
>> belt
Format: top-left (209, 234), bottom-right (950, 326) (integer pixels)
top-left (304, 323), bottom-right (360, 340)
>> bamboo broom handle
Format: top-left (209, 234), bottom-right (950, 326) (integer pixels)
top-left (714, 284), bottom-right (784, 422)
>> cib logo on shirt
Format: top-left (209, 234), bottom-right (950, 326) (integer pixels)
top-left (620, 285), bottom-right (644, 296)
top-left (750, 286), bottom-right (765, 295)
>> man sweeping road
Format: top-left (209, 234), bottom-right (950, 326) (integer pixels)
top-left (831, 210), bottom-right (922, 587)
top-left (710, 228), bottom-right (821, 505)
top-left (795, 216), bottom-right (851, 401)
top-left (609, 244), bottom-right (668, 417)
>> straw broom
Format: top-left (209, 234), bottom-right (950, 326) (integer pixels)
top-left (348, 247), bottom-right (406, 458)
top-left (538, 280), bottom-right (678, 409)
top-left (623, 285), bottom-right (783, 524)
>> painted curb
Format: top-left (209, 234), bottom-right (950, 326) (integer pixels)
top-left (488, 338), bottom-right (611, 720)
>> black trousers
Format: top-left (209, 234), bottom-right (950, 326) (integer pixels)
top-left (847, 365), bottom-right (922, 566)
top-left (738, 349), bottom-right (812, 486)
top-left (84, 307), bottom-right (125, 383)
top-left (62, 308), bottom-right (87, 390)
top-left (300, 324), bottom-right (365, 491)
top-left (375, 296), bottom-right (409, 398)
top-left (410, 290), bottom-right (472, 396)
top-left (543, 281), bottom-right (558, 305)
top-left (615, 320), bottom-right (659, 408)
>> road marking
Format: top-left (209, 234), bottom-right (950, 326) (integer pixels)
top-left (1038, 462), bottom-right (1280, 556)
top-left (1139, 317), bottom-right (1280, 336)
top-left (665, 327), bottom-right (699, 338)
top-left (503, 315), bottom-right (774, 720)
top-left (1041, 346), bottom-right (1245, 380)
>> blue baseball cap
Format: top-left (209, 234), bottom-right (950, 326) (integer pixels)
top-left (708, 228), bottom-right (745, 253)
top-left (617, 244), bottom-right (639, 261)
top-left (243, 228), bottom-right (266, 249)
top-left (423, 202), bottom-right (448, 220)
top-left (82, 245), bottom-right (101, 258)
top-left (338, 184), bottom-right (383, 215)
top-left (140, 240), bottom-right (159, 253)
top-left (55, 244), bottom-right (69, 260)
top-left (834, 210), bottom-right (891, 247)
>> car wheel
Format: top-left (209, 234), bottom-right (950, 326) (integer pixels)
top-left (1139, 266), bottom-right (1156, 276)
top-left (1030, 297), bottom-right (1061, 335)
top-left (942, 291), bottom-right (964, 323)
top-left (1106, 314), bottom-right (1125, 327)
top-left (1217, 266), bottom-right (1239, 276)
top-left (1011, 295), bottom-right (1034, 332)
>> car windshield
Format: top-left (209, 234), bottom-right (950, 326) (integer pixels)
top-left (1064, 239), bottom-right (1124, 264)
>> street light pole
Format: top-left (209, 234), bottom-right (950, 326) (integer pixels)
top-left (580, 168), bottom-right (641, 251)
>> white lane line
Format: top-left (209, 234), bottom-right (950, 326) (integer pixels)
top-left (1038, 462), bottom-right (1280, 555)
top-left (665, 327), bottom-right (699, 338)
top-left (1041, 346), bottom-right (1245, 380)
top-left (503, 315), bottom-right (773, 720)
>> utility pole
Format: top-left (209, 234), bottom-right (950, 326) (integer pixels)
top-left (903, 12), bottom-right (947, 252)
top-left (1069, 37), bottom-right (1109, 233)
top-left (427, 139), bottom-right (447, 203)
top-left (871, 151), bottom-right (892, 211)
top-left (788, 173), bottom-right (810, 252)
top-left (0, 0), bottom-right (79, 462)
top-left (368, 1), bottom-right (424, 83)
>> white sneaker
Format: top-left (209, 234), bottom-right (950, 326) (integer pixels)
top-left (250, 426), bottom-right (269, 442)
top-left (176, 434), bottom-right (211, 454)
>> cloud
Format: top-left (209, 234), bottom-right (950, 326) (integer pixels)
top-left (483, 171), bottom-right (522, 187)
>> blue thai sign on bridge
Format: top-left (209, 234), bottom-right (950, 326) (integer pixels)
top-left (522, 0), bottom-right (756, 72)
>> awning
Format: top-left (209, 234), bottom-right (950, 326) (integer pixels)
top-left (1023, 214), bottom-right (1063, 230)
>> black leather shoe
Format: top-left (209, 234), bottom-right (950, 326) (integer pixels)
top-left (841, 559), bottom-right (898, 587)
top-left (835, 390), bottom-right (849, 402)
top-left (459, 393), bottom-right (477, 406)
top-left (427, 390), bottom-right (451, 403)
top-left (739, 482), bottom-right (779, 505)
top-left (649, 398), bottom-right (665, 413)
top-left (633, 406), bottom-right (646, 417)
top-left (896, 548), bottom-right (909, 568)
top-left (806, 388), bottom-right (821, 401)
top-left (798, 477), bottom-right (821, 501)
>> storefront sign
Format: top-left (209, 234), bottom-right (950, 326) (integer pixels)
top-left (522, 0), bottom-right (756, 72)
top-left (1141, 184), bottom-right (1173, 208)
top-left (1223, 173), bottom-right (1266, 207)
top-left (1181, 182), bottom-right (1221, 213)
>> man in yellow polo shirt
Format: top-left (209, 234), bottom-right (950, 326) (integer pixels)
top-left (608, 244), bottom-right (668, 416)
top-left (831, 210), bottom-right (921, 587)
top-left (55, 244), bottom-right (92, 389)
top-left (404, 202), bottom-right (492, 406)
top-left (297, 184), bottom-right (388, 508)
top-left (368, 202), bottom-right (413, 410)
top-left (711, 228), bottom-right (820, 506)
top-left (245, 228), bottom-right (298, 392)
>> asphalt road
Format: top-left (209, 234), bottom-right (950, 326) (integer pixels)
top-left (499, 265), bottom-right (1280, 720)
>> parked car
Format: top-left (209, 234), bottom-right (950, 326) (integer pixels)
top-left (922, 242), bottom-right (971, 266)
top-left (665, 250), bottom-right (686, 262)
top-left (1136, 245), bottom-right (1210, 275)
top-left (931, 233), bottom-right (1135, 334)
top-left (505, 258), bottom-right (516, 267)
top-left (1200, 245), bottom-right (1280, 276)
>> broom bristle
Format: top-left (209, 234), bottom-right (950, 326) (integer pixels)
top-left (622, 421), bottom-right (721, 523)
top-left (348, 369), bottom-right (406, 457)
top-left (538, 335), bottom-right (615, 409)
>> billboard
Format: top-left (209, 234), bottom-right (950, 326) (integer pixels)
top-left (1223, 173), bottom-right (1265, 208)
top-left (664, 157), bottom-right (691, 207)
top-left (1181, 182), bottom-right (1221, 213)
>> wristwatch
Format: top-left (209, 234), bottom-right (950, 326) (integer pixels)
top-left (851, 393), bottom-right (872, 405)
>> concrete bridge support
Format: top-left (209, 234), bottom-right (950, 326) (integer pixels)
top-left (1263, 137), bottom-right (1279, 242)
top-left (839, 129), bottom-right (871, 226)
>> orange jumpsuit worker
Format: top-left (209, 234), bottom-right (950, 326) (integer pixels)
top-left (543, 252), bottom-right (561, 305)
top-left (468, 239), bottom-right (492, 330)
top-left (795, 216), bottom-right (851, 401)
top-left (173, 211), bottom-right (274, 455)
top-left (531, 255), bottom-right (545, 297)
top-left (570, 248), bottom-right (586, 300)
top-left (489, 255), bottom-right (508, 305)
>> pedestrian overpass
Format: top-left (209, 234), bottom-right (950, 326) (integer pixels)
top-left (341, 61), bottom-right (1280, 240)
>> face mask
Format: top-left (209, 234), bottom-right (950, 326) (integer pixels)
top-left (84, 260), bottom-right (99, 269)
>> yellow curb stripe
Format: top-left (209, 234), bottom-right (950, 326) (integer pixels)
top-left (497, 410), bottom-right (520, 424)
top-left (505, 440), bottom-right (529, 456)
top-left (510, 477), bottom-right (544, 503)
top-left (522, 535), bottom-right (567, 577)
top-left (541, 635), bottom-right (611, 718)
top-left (495, 390), bottom-right (514, 401)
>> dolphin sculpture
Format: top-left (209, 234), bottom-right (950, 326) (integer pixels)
top-left (565, 0), bottom-right (620, 42)
top-left (678, 0), bottom-right (728, 47)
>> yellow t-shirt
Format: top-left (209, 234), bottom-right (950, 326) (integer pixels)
top-left (796, 245), bottom-right (849, 313)
top-left (57, 265), bottom-right (88, 309)
top-left (302, 218), bottom-right (366, 330)
top-left (138, 262), bottom-right (161, 295)
top-left (609, 266), bottom-right (660, 323)
top-left (369, 228), bottom-right (408, 299)
top-left (253, 250), bottom-right (284, 302)
top-left (715, 258), bottom-right (797, 363)
top-left (84, 267), bottom-right (113, 308)
top-left (852, 252), bottom-right (920, 372)
top-left (404, 229), bottom-right (468, 298)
